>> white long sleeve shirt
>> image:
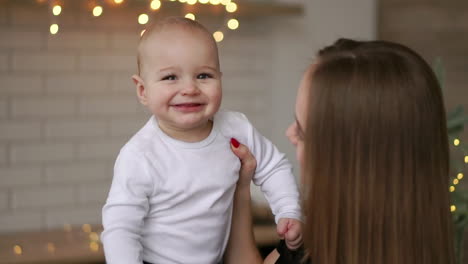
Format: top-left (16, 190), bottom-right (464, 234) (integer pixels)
top-left (101, 110), bottom-right (301, 264)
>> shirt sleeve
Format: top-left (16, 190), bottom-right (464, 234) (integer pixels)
top-left (244, 115), bottom-right (302, 223)
top-left (101, 147), bottom-right (155, 264)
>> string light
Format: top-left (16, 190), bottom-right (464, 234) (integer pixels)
top-left (63, 224), bottom-right (72, 232)
top-left (454, 138), bottom-right (460, 146)
top-left (199, 0), bottom-right (209, 3)
top-left (227, 18), bottom-right (239, 30)
top-left (114, 0), bottom-right (124, 3)
top-left (150, 0), bottom-right (161, 10)
top-left (93, 5), bottom-right (103, 17)
top-left (453, 178), bottom-right (459, 185)
top-left (187, 0), bottom-right (197, 5)
top-left (49, 24), bottom-right (59, 35)
top-left (209, 0), bottom-right (220, 5)
top-left (52, 5), bottom-right (62, 16)
top-left (457, 173), bottom-right (464, 180)
top-left (89, 232), bottom-right (100, 241)
top-left (213, 31), bottom-right (224, 42)
top-left (141, 29), bottom-right (146, 36)
top-left (47, 243), bottom-right (56, 253)
top-left (179, 0), bottom-right (187, 3)
top-left (13, 245), bottom-right (23, 255)
top-left (82, 224), bottom-right (92, 233)
top-left (185, 13), bottom-right (195, 20)
top-left (451, 205), bottom-right (456, 212)
top-left (220, 0), bottom-right (231, 5)
top-left (449, 186), bottom-right (455, 192)
top-left (89, 241), bottom-right (100, 252)
top-left (138, 13), bottom-right (149, 24)
top-left (465, 156), bottom-right (468, 163)
top-left (226, 2), bottom-right (237, 12)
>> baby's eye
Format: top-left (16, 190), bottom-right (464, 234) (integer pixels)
top-left (197, 73), bottom-right (213, 79)
top-left (162, 75), bottom-right (176, 81)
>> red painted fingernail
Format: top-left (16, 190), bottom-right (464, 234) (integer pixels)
top-left (230, 138), bottom-right (240, 148)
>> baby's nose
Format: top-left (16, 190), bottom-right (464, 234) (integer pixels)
top-left (181, 82), bottom-right (200, 96)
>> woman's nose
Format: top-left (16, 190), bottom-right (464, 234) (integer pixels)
top-left (286, 122), bottom-right (298, 146)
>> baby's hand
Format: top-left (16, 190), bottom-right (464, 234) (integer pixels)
top-left (277, 218), bottom-right (302, 250)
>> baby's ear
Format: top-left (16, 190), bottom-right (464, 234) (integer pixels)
top-left (132, 74), bottom-right (148, 105)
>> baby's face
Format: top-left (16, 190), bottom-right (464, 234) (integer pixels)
top-left (139, 27), bottom-right (222, 131)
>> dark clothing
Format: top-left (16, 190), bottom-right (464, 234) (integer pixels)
top-left (275, 240), bottom-right (309, 264)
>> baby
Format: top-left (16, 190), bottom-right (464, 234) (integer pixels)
top-left (101, 17), bottom-right (302, 264)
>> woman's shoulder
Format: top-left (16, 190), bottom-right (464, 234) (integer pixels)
top-left (275, 240), bottom-right (309, 264)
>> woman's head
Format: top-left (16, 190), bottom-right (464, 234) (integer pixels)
top-left (293, 39), bottom-right (454, 264)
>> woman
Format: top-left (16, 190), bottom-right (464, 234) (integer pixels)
top-left (224, 39), bottom-right (455, 264)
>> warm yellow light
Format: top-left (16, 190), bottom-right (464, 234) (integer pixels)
top-left (90, 241), bottom-right (100, 252)
top-left (89, 232), bottom-right (100, 241)
top-left (114, 0), bottom-right (124, 3)
top-left (179, 0), bottom-right (187, 3)
top-left (49, 24), bottom-right (59, 35)
top-left (451, 205), bottom-right (456, 212)
top-left (82, 224), bottom-right (92, 233)
top-left (52, 5), bottom-right (62, 16)
top-left (187, 0), bottom-right (197, 4)
top-left (185, 13), bottom-right (195, 20)
top-left (453, 178), bottom-right (459, 185)
top-left (209, 0), bottom-right (221, 4)
top-left (93, 6), bottom-right (103, 17)
top-left (138, 14), bottom-right (149, 25)
top-left (140, 29), bottom-right (146, 36)
top-left (199, 0), bottom-right (209, 3)
top-left (13, 245), bottom-right (22, 255)
top-left (226, 2), bottom-right (237, 12)
top-left (213, 31), bottom-right (224, 42)
top-left (454, 138), bottom-right (460, 146)
top-left (227, 18), bottom-right (239, 30)
top-left (449, 186), bottom-right (455, 192)
top-left (63, 224), bottom-right (72, 232)
top-left (47, 243), bottom-right (56, 253)
top-left (221, 0), bottom-right (231, 5)
top-left (150, 0), bottom-right (161, 10)
top-left (457, 173), bottom-right (464, 180)
top-left (465, 156), bottom-right (468, 163)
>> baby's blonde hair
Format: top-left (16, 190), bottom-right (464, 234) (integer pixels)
top-left (136, 17), bottom-right (217, 75)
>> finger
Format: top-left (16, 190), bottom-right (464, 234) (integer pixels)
top-left (230, 138), bottom-right (257, 172)
top-left (284, 224), bottom-right (300, 241)
top-left (230, 138), bottom-right (257, 187)
top-left (276, 219), bottom-right (288, 237)
top-left (285, 236), bottom-right (302, 250)
top-left (285, 225), bottom-right (302, 250)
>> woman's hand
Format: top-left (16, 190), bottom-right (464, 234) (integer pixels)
top-left (230, 138), bottom-right (257, 188)
top-left (224, 138), bottom-right (262, 264)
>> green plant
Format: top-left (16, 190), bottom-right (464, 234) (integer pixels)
top-left (435, 57), bottom-right (468, 264)
top-left (447, 106), bottom-right (468, 264)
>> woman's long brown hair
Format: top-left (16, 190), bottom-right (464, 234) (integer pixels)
top-left (302, 39), bottom-right (455, 264)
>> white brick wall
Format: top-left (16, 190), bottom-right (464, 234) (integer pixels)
top-left (11, 186), bottom-right (76, 209)
top-left (12, 52), bottom-right (77, 72)
top-left (44, 119), bottom-right (108, 139)
top-left (44, 162), bottom-right (109, 184)
top-left (0, 167), bottom-right (42, 187)
top-left (0, 53), bottom-right (9, 72)
top-left (10, 143), bottom-right (75, 164)
top-left (0, 74), bottom-right (44, 95)
top-left (11, 97), bottom-right (76, 118)
top-left (0, 121), bottom-right (41, 141)
top-left (0, 211), bottom-right (43, 233)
